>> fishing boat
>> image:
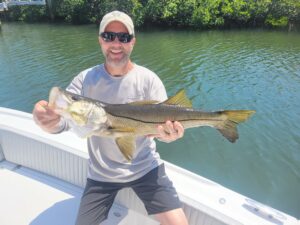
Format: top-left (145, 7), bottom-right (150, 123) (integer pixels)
top-left (0, 107), bottom-right (299, 225)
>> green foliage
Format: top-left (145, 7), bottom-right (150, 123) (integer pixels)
top-left (247, 0), bottom-right (272, 26)
top-left (55, 0), bottom-right (84, 22)
top-left (161, 0), bottom-right (195, 27)
top-left (52, 0), bottom-right (144, 25)
top-left (6, 5), bottom-right (47, 22)
top-left (268, 0), bottom-right (300, 22)
top-left (221, 0), bottom-right (251, 24)
top-left (192, 0), bottom-right (224, 28)
top-left (143, 0), bottom-right (166, 25)
top-left (131, 0), bottom-right (145, 27)
top-left (265, 15), bottom-right (288, 27)
top-left (261, 0), bottom-right (300, 28)
top-left (5, 0), bottom-right (300, 29)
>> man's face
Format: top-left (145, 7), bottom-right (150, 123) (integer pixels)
top-left (99, 21), bottom-right (136, 68)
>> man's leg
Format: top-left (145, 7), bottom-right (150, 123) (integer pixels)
top-left (75, 178), bottom-right (120, 225)
top-left (155, 208), bottom-right (188, 225)
top-left (132, 164), bottom-right (189, 225)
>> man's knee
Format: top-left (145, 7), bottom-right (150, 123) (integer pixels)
top-left (155, 208), bottom-right (189, 225)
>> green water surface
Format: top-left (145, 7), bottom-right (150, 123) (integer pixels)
top-left (0, 23), bottom-right (299, 218)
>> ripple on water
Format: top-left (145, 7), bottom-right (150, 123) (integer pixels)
top-left (1, 24), bottom-right (300, 218)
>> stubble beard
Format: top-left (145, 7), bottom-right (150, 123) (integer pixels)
top-left (104, 48), bottom-right (132, 68)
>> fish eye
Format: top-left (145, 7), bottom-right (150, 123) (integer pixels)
top-left (71, 95), bottom-right (80, 101)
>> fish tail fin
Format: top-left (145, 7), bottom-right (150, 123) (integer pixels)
top-left (217, 110), bottom-right (255, 143)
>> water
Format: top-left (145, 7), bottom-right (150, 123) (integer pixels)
top-left (1, 23), bottom-right (300, 218)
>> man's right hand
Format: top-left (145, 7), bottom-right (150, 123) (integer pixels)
top-left (32, 100), bottom-right (62, 133)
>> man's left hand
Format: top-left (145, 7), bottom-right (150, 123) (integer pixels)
top-left (149, 121), bottom-right (184, 143)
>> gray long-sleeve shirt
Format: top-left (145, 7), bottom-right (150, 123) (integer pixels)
top-left (66, 63), bottom-right (168, 182)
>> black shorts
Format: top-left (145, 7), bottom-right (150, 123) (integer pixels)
top-left (75, 164), bottom-right (182, 225)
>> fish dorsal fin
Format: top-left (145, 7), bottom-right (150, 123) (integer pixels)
top-left (128, 100), bottom-right (160, 105)
top-left (115, 136), bottom-right (135, 161)
top-left (163, 89), bottom-right (193, 108)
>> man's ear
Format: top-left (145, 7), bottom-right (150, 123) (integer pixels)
top-left (131, 37), bottom-right (136, 46)
top-left (98, 36), bottom-right (103, 46)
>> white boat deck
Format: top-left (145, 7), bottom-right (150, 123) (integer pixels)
top-left (0, 161), bottom-right (82, 225)
top-left (0, 161), bottom-right (158, 225)
top-left (0, 107), bottom-right (299, 225)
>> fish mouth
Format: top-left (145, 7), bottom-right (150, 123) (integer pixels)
top-left (49, 87), bottom-right (71, 112)
top-left (49, 87), bottom-right (61, 107)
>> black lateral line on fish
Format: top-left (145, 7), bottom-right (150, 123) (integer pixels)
top-left (108, 114), bottom-right (224, 124)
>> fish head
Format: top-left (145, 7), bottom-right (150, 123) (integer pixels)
top-left (68, 101), bottom-right (92, 126)
top-left (49, 87), bottom-right (108, 134)
top-left (49, 87), bottom-right (85, 116)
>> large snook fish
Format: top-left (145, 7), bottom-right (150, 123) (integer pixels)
top-left (49, 87), bottom-right (255, 161)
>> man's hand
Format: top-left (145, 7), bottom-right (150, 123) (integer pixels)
top-left (149, 121), bottom-right (184, 143)
top-left (32, 100), bottom-right (62, 133)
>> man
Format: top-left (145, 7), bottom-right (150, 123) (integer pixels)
top-left (33, 11), bottom-right (189, 225)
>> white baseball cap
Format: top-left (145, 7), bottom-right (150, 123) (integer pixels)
top-left (99, 11), bottom-right (135, 35)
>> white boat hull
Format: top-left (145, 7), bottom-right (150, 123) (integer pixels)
top-left (0, 107), bottom-right (299, 225)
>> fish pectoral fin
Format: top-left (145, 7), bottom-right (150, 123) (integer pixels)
top-left (108, 127), bottom-right (135, 136)
top-left (163, 89), bottom-right (193, 108)
top-left (115, 136), bottom-right (135, 161)
top-left (128, 100), bottom-right (160, 105)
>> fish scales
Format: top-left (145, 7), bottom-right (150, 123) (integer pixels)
top-left (104, 104), bottom-right (223, 125)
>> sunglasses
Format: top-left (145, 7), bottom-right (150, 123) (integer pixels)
top-left (100, 32), bottom-right (134, 43)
